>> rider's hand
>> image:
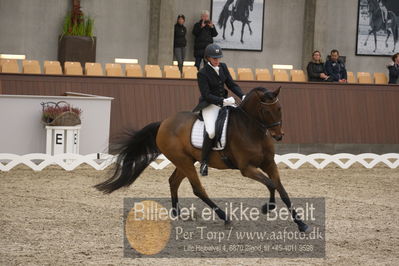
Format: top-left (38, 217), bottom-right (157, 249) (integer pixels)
top-left (223, 97), bottom-right (236, 106)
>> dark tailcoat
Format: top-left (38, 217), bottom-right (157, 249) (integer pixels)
top-left (193, 62), bottom-right (244, 112)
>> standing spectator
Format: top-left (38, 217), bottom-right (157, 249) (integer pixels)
top-left (306, 50), bottom-right (329, 82)
top-left (325, 49), bottom-right (347, 83)
top-left (387, 53), bottom-right (399, 84)
top-left (174, 14), bottom-right (187, 73)
top-left (192, 10), bottom-right (218, 70)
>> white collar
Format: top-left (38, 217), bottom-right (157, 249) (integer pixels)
top-left (208, 62), bottom-right (219, 75)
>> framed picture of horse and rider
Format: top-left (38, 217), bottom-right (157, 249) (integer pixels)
top-left (211, 0), bottom-right (265, 51)
top-left (356, 0), bottom-right (399, 56)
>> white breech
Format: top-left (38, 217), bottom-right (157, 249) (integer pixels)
top-left (202, 104), bottom-right (221, 139)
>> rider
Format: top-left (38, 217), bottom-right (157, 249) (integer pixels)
top-left (192, 44), bottom-right (245, 176)
top-left (379, 0), bottom-right (388, 32)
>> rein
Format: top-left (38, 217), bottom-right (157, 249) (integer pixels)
top-left (236, 98), bottom-right (281, 131)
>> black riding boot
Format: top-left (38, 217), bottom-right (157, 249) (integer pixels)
top-left (200, 133), bottom-right (213, 176)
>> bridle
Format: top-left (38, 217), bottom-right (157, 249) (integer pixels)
top-left (237, 97), bottom-right (282, 131)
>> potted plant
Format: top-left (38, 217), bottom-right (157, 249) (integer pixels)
top-left (57, 0), bottom-right (96, 68)
top-left (41, 101), bottom-right (82, 126)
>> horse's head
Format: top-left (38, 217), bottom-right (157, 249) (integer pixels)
top-left (240, 87), bottom-right (284, 141)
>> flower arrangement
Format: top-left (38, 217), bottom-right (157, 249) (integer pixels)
top-left (41, 101), bottom-right (82, 126)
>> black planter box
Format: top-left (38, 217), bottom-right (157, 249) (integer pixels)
top-left (58, 35), bottom-right (96, 68)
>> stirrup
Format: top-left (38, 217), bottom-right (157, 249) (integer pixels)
top-left (200, 162), bottom-right (208, 176)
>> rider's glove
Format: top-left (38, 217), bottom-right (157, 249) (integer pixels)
top-left (223, 97), bottom-right (236, 107)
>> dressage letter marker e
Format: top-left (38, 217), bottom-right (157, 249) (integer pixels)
top-left (56, 133), bottom-right (63, 144)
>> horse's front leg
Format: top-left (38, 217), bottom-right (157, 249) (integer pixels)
top-left (260, 162), bottom-right (309, 233)
top-left (240, 165), bottom-right (277, 213)
top-left (364, 29), bottom-right (373, 46)
top-left (373, 31), bottom-right (378, 52)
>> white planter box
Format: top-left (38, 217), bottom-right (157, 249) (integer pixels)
top-left (46, 126), bottom-right (81, 155)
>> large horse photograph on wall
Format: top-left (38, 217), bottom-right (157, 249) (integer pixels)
top-left (211, 0), bottom-right (265, 51)
top-left (356, 0), bottom-right (399, 56)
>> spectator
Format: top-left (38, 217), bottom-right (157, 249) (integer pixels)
top-left (325, 49), bottom-right (347, 83)
top-left (192, 10), bottom-right (218, 70)
top-left (174, 14), bottom-right (187, 73)
top-left (306, 50), bottom-right (329, 82)
top-left (387, 53), bottom-right (399, 84)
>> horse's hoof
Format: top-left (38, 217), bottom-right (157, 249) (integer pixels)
top-left (224, 218), bottom-right (231, 226)
top-left (240, 40), bottom-right (244, 44)
top-left (386, 43), bottom-right (388, 48)
top-left (250, 31), bottom-right (253, 35)
top-left (364, 42), bottom-right (367, 46)
top-left (231, 32), bottom-right (234, 36)
top-left (298, 223), bottom-right (309, 233)
top-left (262, 203), bottom-right (276, 214)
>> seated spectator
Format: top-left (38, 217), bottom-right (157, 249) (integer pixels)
top-left (306, 50), bottom-right (329, 82)
top-left (325, 49), bottom-right (347, 83)
top-left (387, 53), bottom-right (399, 84)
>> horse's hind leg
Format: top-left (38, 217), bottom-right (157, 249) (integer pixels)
top-left (230, 18), bottom-right (235, 36)
top-left (373, 31), bottom-right (378, 52)
top-left (248, 22), bottom-right (253, 35)
top-left (240, 23), bottom-right (245, 43)
top-left (169, 168), bottom-right (186, 217)
top-left (223, 21), bottom-right (227, 40)
top-left (262, 162), bottom-right (309, 233)
top-left (385, 30), bottom-right (391, 48)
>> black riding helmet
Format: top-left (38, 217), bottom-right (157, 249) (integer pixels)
top-left (204, 44), bottom-right (223, 59)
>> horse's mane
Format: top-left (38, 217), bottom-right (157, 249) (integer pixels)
top-left (245, 87), bottom-right (275, 101)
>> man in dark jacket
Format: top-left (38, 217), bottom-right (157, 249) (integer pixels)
top-left (192, 10), bottom-right (218, 70)
top-left (325, 49), bottom-right (347, 82)
top-left (193, 44), bottom-right (244, 176)
top-left (388, 53), bottom-right (399, 84)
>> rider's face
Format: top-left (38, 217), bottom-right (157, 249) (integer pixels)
top-left (208, 57), bottom-right (221, 67)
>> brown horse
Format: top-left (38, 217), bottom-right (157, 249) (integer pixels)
top-left (95, 87), bottom-right (309, 232)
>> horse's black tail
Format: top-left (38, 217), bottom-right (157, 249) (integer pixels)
top-left (218, 3), bottom-right (230, 28)
top-left (94, 122), bottom-right (161, 194)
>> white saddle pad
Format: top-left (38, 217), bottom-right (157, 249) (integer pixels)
top-left (191, 113), bottom-right (229, 150)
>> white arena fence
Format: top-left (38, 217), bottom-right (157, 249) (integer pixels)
top-left (0, 153), bottom-right (398, 171)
